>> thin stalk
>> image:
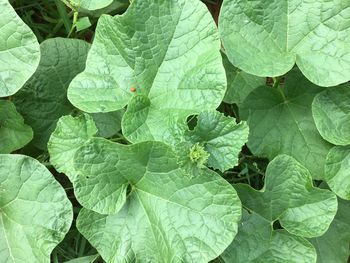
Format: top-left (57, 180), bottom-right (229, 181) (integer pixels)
top-left (272, 76), bottom-right (287, 101)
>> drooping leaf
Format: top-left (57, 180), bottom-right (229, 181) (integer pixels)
top-left (312, 85), bottom-right (350, 146)
top-left (91, 110), bottom-right (124, 138)
top-left (12, 38), bottom-right (90, 150)
top-left (0, 0), bottom-right (40, 97)
top-left (68, 0), bottom-right (226, 143)
top-left (0, 154), bottom-right (73, 262)
top-left (48, 114), bottom-right (97, 181)
top-left (324, 146), bottom-right (350, 200)
top-left (176, 111), bottom-right (249, 172)
top-left (74, 138), bottom-right (241, 262)
top-left (220, 211), bottom-right (317, 263)
top-left (241, 69), bottom-right (332, 179)
top-left (219, 0), bottom-right (350, 87)
top-left (235, 155), bottom-right (337, 238)
top-left (0, 100), bottom-right (33, 153)
top-left (309, 198), bottom-right (350, 263)
top-left (222, 53), bottom-right (265, 105)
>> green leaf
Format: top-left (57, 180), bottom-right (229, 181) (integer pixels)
top-left (241, 69), bottom-right (332, 179)
top-left (0, 0), bottom-right (40, 97)
top-left (48, 114), bottom-right (98, 181)
top-left (220, 212), bottom-right (317, 263)
top-left (64, 254), bottom-right (99, 263)
top-left (76, 17), bottom-right (92, 32)
top-left (64, 0), bottom-right (113, 11)
top-left (235, 154), bottom-right (337, 238)
top-left (0, 100), bottom-right (33, 153)
top-left (180, 111), bottom-right (249, 172)
top-left (68, 0), bottom-right (226, 142)
top-left (309, 198), bottom-right (350, 263)
top-left (222, 53), bottom-right (265, 105)
top-left (312, 85), bottom-right (350, 146)
top-left (324, 146), bottom-right (350, 200)
top-left (0, 154), bottom-right (73, 262)
top-left (91, 110), bottom-right (124, 138)
top-left (74, 138), bottom-right (241, 262)
top-left (219, 0), bottom-right (350, 87)
top-left (12, 38), bottom-right (90, 150)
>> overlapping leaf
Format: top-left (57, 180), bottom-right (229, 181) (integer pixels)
top-left (312, 85), bottom-right (350, 146)
top-left (91, 110), bottom-right (124, 138)
top-left (222, 54), bottom-right (265, 105)
top-left (324, 146), bottom-right (350, 200)
top-left (220, 212), bottom-right (317, 263)
top-left (173, 111), bottom-right (249, 172)
top-left (309, 198), bottom-right (350, 263)
top-left (0, 154), bottom-right (72, 262)
top-left (241, 70), bottom-right (332, 179)
top-left (0, 0), bottom-right (40, 97)
top-left (48, 114), bottom-right (98, 181)
top-left (235, 155), bottom-right (337, 238)
top-left (219, 0), bottom-right (350, 86)
top-left (64, 0), bottom-right (114, 10)
top-left (12, 38), bottom-right (90, 149)
top-left (68, 0), bottom-right (226, 143)
top-left (0, 100), bottom-right (33, 153)
top-left (74, 138), bottom-right (241, 262)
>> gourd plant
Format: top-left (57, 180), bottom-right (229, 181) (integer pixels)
top-left (0, 0), bottom-right (349, 262)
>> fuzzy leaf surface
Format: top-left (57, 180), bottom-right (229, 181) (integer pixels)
top-left (241, 70), bottom-right (332, 179)
top-left (75, 138), bottom-right (241, 262)
top-left (0, 100), bottom-right (33, 153)
top-left (13, 38), bottom-right (90, 149)
top-left (0, 154), bottom-right (72, 263)
top-left (68, 0), bottom-right (226, 142)
top-left (219, 0), bottom-right (350, 86)
top-left (0, 0), bottom-right (40, 97)
top-left (235, 155), bottom-right (337, 238)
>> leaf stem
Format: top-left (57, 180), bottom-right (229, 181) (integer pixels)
top-left (272, 76), bottom-right (287, 101)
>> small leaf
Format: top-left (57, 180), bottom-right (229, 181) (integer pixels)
top-left (219, 0), bottom-right (350, 87)
top-left (183, 111), bottom-right (249, 172)
top-left (235, 154), bottom-right (337, 238)
top-left (12, 38), bottom-right (90, 149)
top-left (0, 154), bottom-right (73, 262)
top-left (312, 85), bottom-right (350, 146)
top-left (220, 212), bottom-right (317, 263)
top-left (91, 109), bottom-right (124, 138)
top-left (48, 114), bottom-right (98, 181)
top-left (74, 138), bottom-right (242, 262)
top-left (324, 146), bottom-right (350, 200)
top-left (0, 100), bottom-right (33, 153)
top-left (76, 17), bottom-right (92, 32)
top-left (0, 0), bottom-right (40, 97)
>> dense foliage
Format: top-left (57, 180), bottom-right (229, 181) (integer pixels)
top-left (1, 0), bottom-right (349, 262)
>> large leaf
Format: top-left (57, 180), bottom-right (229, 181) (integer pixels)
top-left (174, 111), bottom-right (249, 172)
top-left (48, 114), bottom-right (98, 181)
top-left (0, 100), bottom-right (33, 153)
top-left (219, 0), bottom-right (350, 87)
top-left (75, 138), bottom-right (241, 262)
top-left (68, 0), bottom-right (226, 142)
top-left (0, 0), bottom-right (40, 97)
top-left (235, 155), bottom-right (337, 238)
top-left (12, 38), bottom-right (90, 150)
top-left (324, 146), bottom-right (350, 200)
top-left (0, 154), bottom-right (73, 262)
top-left (241, 70), bottom-right (332, 179)
top-left (312, 85), bottom-right (350, 146)
top-left (309, 198), bottom-right (350, 263)
top-left (222, 53), bottom-right (265, 105)
top-left (220, 212), bottom-right (317, 263)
